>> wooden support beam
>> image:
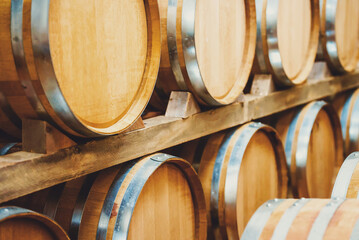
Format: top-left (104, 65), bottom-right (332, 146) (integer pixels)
top-left (0, 72), bottom-right (358, 203)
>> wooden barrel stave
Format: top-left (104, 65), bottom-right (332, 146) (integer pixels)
top-left (154, 0), bottom-right (256, 106)
top-left (0, 0), bottom-right (161, 137)
top-left (254, 0), bottom-right (320, 86)
top-left (186, 122), bottom-right (288, 239)
top-left (276, 101), bottom-right (343, 198)
top-left (242, 198), bottom-right (359, 240)
top-left (0, 206), bottom-right (69, 240)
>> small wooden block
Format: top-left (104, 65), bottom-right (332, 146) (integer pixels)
top-left (308, 61), bottom-right (332, 81)
top-left (165, 91), bottom-right (201, 119)
top-left (123, 117), bottom-right (145, 133)
top-left (22, 119), bottom-right (77, 154)
top-left (250, 74), bottom-right (276, 96)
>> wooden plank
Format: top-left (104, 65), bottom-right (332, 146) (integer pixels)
top-left (0, 73), bottom-right (358, 203)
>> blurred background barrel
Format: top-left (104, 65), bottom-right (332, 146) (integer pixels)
top-left (242, 198), bottom-right (359, 240)
top-left (0, 206), bottom-right (69, 240)
top-left (176, 122), bottom-right (288, 239)
top-left (318, 0), bottom-right (359, 74)
top-left (253, 0), bottom-right (320, 86)
top-left (275, 101), bottom-right (343, 198)
top-left (0, 0), bottom-right (160, 138)
top-left (333, 89), bottom-right (359, 155)
top-left (332, 152), bottom-right (359, 199)
top-left (153, 0), bottom-right (256, 107)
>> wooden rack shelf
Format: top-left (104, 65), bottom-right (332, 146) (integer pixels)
top-left (0, 70), bottom-right (358, 203)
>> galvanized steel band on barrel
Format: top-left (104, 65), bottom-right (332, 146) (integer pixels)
top-left (319, 0), bottom-right (359, 74)
top-left (242, 198), bottom-right (359, 240)
top-left (167, 0), bottom-right (256, 106)
top-left (93, 153), bottom-right (207, 239)
top-left (255, 0), bottom-right (320, 86)
top-left (11, 0), bottom-right (49, 121)
top-left (284, 101), bottom-right (343, 197)
top-left (210, 122), bottom-right (287, 239)
top-left (331, 152), bottom-right (359, 199)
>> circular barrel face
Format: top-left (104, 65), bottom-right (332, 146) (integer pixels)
top-left (277, 0), bottom-right (312, 80)
top-left (128, 163), bottom-right (196, 239)
top-left (335, 0), bottom-right (359, 71)
top-left (237, 130), bottom-right (280, 236)
top-left (195, 0), bottom-right (247, 100)
top-left (306, 109), bottom-right (336, 198)
top-left (49, 0), bottom-right (148, 128)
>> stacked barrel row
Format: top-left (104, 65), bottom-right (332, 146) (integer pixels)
top-left (3, 96), bottom-right (351, 239)
top-left (0, 0), bottom-right (358, 139)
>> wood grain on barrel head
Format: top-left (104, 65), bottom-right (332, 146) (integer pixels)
top-left (237, 131), bottom-right (279, 236)
top-left (335, 0), bottom-right (359, 71)
top-left (195, 0), bottom-right (246, 99)
top-left (128, 163), bottom-right (196, 240)
top-left (277, 0), bottom-right (312, 79)
top-left (306, 109), bottom-right (336, 198)
top-left (49, 0), bottom-right (148, 126)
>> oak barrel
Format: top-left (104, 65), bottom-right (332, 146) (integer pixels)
top-left (0, 206), bottom-right (69, 240)
top-left (253, 0), bottom-right (320, 86)
top-left (192, 122), bottom-right (288, 239)
top-left (242, 198), bottom-right (359, 240)
top-left (154, 0), bottom-right (256, 106)
top-left (319, 0), bottom-right (359, 74)
top-left (333, 89), bottom-right (359, 155)
top-left (276, 101), bottom-right (343, 198)
top-left (35, 154), bottom-right (206, 239)
top-left (0, 0), bottom-right (160, 137)
top-left (332, 152), bottom-right (359, 199)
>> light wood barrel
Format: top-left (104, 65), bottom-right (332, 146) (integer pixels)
top-left (242, 198), bottom-right (359, 240)
top-left (254, 0), bottom-right (320, 86)
top-left (154, 0), bottom-right (256, 106)
top-left (0, 206), bottom-right (69, 240)
top-left (319, 0), bottom-right (359, 74)
top-left (276, 101), bottom-right (343, 198)
top-left (39, 154), bottom-right (206, 239)
top-left (0, 0), bottom-right (160, 138)
top-left (334, 89), bottom-right (359, 155)
top-left (194, 122), bottom-right (288, 239)
top-left (332, 152), bottom-right (359, 199)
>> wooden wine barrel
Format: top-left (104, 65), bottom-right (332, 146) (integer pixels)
top-left (333, 89), bottom-right (359, 155)
top-left (242, 198), bottom-right (359, 240)
top-left (253, 0), bottom-right (320, 86)
top-left (0, 0), bottom-right (160, 138)
top-left (194, 122), bottom-right (288, 239)
top-left (40, 154), bottom-right (206, 239)
top-left (0, 142), bottom-right (21, 155)
top-left (154, 0), bottom-right (256, 106)
top-left (319, 0), bottom-right (359, 74)
top-left (0, 206), bottom-right (69, 240)
top-left (276, 101), bottom-right (343, 198)
top-left (332, 152), bottom-right (359, 199)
